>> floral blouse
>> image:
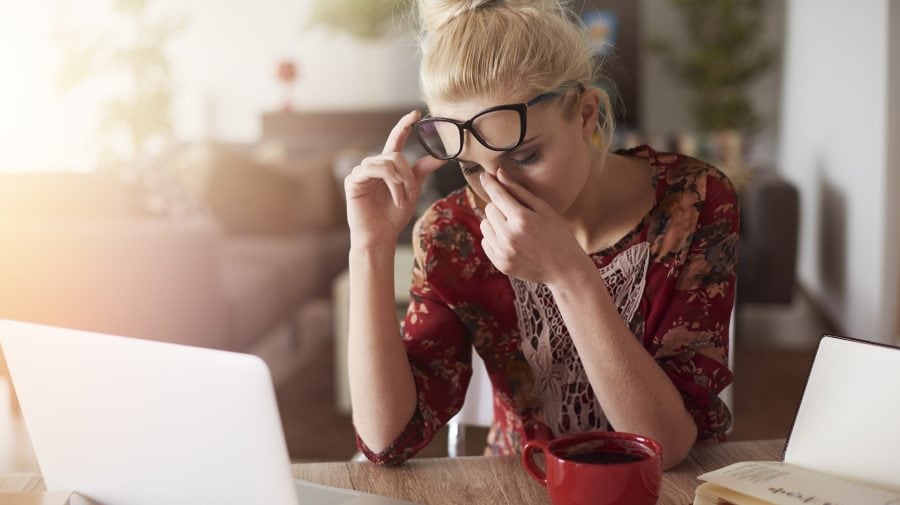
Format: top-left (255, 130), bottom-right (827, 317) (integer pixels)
top-left (356, 145), bottom-right (739, 465)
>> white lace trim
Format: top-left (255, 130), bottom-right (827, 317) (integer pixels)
top-left (511, 241), bottom-right (650, 436)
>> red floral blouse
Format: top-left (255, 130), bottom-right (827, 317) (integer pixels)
top-left (357, 145), bottom-right (739, 465)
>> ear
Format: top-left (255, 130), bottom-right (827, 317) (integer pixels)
top-left (578, 88), bottom-right (602, 141)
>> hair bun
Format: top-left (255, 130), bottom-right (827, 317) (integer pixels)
top-left (418, 0), bottom-right (562, 33)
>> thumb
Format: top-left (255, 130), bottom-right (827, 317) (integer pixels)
top-left (412, 155), bottom-right (446, 183)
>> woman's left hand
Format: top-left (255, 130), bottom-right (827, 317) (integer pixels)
top-left (479, 168), bottom-right (593, 285)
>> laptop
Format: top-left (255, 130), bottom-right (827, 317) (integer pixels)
top-left (0, 319), bottom-right (419, 505)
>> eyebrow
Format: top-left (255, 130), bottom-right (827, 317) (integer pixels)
top-left (455, 136), bottom-right (541, 164)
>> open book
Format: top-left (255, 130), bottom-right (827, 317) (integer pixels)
top-left (694, 335), bottom-right (900, 505)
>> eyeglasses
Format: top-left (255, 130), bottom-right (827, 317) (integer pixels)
top-left (413, 87), bottom-right (572, 161)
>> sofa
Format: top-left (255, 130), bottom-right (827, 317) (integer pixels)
top-left (735, 168), bottom-right (800, 305)
top-left (0, 146), bottom-right (350, 391)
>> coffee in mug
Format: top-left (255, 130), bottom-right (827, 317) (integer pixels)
top-left (522, 430), bottom-right (662, 505)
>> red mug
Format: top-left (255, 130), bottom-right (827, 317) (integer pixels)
top-left (522, 431), bottom-right (662, 505)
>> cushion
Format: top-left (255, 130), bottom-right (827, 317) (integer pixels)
top-left (205, 146), bottom-right (304, 235)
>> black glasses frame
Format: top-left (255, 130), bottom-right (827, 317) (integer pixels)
top-left (413, 90), bottom-right (563, 161)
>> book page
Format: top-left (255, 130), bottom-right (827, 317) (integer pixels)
top-left (694, 482), bottom-right (774, 505)
top-left (785, 336), bottom-right (900, 491)
top-left (697, 461), bottom-right (900, 505)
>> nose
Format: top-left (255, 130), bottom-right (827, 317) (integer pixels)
top-left (481, 163), bottom-right (500, 177)
top-left (459, 132), bottom-right (501, 176)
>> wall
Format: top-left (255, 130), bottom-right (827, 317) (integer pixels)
top-left (780, 0), bottom-right (896, 343)
top-left (166, 0), bottom-right (420, 144)
top-left (174, 0), bottom-right (789, 153)
top-left (639, 0), bottom-right (786, 166)
top-left (7, 0), bottom-right (787, 168)
top-left (0, 0), bottom-right (422, 171)
top-left (889, 1), bottom-right (900, 346)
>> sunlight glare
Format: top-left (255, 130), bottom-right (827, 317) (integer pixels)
top-left (0, 1), bottom-right (110, 172)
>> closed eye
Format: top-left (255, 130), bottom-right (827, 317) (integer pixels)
top-left (460, 163), bottom-right (483, 176)
top-left (511, 150), bottom-right (541, 166)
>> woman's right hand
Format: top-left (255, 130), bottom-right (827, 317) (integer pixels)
top-left (344, 110), bottom-right (445, 250)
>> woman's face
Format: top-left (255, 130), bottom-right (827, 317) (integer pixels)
top-left (428, 88), bottom-right (598, 215)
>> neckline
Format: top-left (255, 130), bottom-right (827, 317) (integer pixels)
top-left (587, 145), bottom-right (663, 258)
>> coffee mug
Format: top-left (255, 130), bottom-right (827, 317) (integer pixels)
top-left (522, 431), bottom-right (662, 505)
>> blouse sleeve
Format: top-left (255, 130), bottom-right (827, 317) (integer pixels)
top-left (650, 169), bottom-right (739, 442)
top-left (355, 213), bottom-right (473, 465)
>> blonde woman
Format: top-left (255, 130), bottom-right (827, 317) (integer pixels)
top-left (345, 0), bottom-right (738, 470)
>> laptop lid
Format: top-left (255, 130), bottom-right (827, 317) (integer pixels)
top-left (784, 335), bottom-right (900, 492)
top-left (0, 319), bottom-right (300, 505)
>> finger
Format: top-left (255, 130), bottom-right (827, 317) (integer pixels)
top-left (481, 237), bottom-right (499, 267)
top-left (412, 155), bottom-right (446, 183)
top-left (383, 110), bottom-right (421, 155)
top-left (384, 178), bottom-right (406, 208)
top-left (481, 238), bottom-right (508, 274)
top-left (386, 152), bottom-right (416, 202)
top-left (483, 202), bottom-right (508, 242)
top-left (480, 171), bottom-right (530, 216)
top-left (346, 162), bottom-right (407, 207)
top-left (484, 202), bottom-right (516, 253)
top-left (346, 174), bottom-right (406, 209)
top-left (386, 152), bottom-right (414, 180)
top-left (496, 168), bottom-right (545, 211)
top-left (346, 160), bottom-right (405, 188)
top-left (479, 217), bottom-right (498, 243)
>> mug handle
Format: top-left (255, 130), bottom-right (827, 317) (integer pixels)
top-left (521, 439), bottom-right (549, 486)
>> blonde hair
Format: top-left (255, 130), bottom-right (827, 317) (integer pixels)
top-left (416, 0), bottom-right (615, 153)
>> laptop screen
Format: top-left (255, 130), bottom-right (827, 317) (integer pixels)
top-left (0, 319), bottom-right (300, 505)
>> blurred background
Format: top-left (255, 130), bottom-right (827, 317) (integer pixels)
top-left (1, 0), bottom-right (899, 471)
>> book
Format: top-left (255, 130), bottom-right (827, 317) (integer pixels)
top-left (694, 336), bottom-right (900, 505)
top-left (694, 461), bottom-right (900, 504)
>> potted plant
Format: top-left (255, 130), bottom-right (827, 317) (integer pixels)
top-left (306, 0), bottom-right (412, 39)
top-left (649, 0), bottom-right (777, 179)
top-left (55, 0), bottom-right (186, 165)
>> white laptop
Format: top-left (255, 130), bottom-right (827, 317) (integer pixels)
top-left (0, 319), bottom-right (419, 505)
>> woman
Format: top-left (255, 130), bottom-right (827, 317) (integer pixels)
top-left (345, 0), bottom-right (738, 470)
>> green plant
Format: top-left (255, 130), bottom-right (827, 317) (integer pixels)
top-left (649, 0), bottom-right (777, 133)
top-left (306, 0), bottom-right (412, 39)
top-left (56, 0), bottom-right (186, 161)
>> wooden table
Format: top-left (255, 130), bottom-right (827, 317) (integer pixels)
top-left (0, 439), bottom-right (784, 504)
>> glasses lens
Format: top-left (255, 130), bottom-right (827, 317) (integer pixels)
top-left (416, 120), bottom-right (460, 159)
top-left (472, 108), bottom-right (523, 150)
